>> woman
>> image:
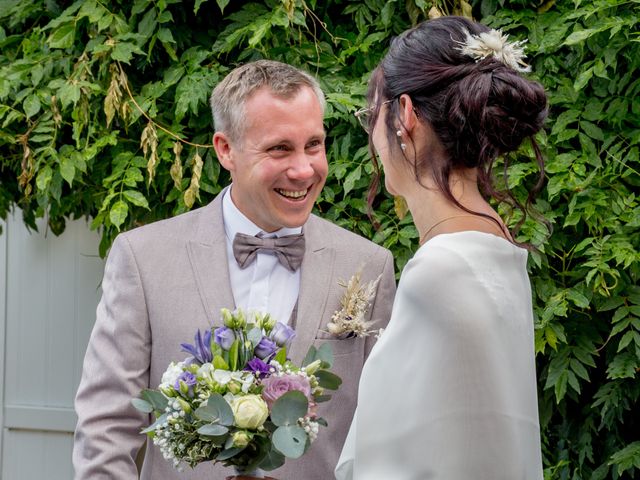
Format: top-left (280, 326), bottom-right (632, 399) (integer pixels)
top-left (335, 16), bottom-right (547, 480)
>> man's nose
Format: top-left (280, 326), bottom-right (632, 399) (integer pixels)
top-left (287, 153), bottom-right (315, 180)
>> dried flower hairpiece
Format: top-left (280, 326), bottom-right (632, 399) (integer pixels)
top-left (326, 271), bottom-right (381, 338)
top-left (455, 28), bottom-right (531, 73)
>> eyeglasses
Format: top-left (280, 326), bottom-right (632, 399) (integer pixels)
top-left (354, 99), bottom-right (394, 133)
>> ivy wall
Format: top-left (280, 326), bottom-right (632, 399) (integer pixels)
top-left (1, 0), bottom-right (638, 477)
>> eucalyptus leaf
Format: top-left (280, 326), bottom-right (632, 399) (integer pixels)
top-left (194, 393), bottom-right (234, 426)
top-left (270, 391), bottom-right (308, 427)
top-left (272, 425), bottom-right (308, 459)
top-left (315, 370), bottom-right (342, 390)
top-left (141, 389), bottom-right (169, 411)
top-left (131, 398), bottom-right (153, 413)
top-left (197, 423), bottom-right (229, 436)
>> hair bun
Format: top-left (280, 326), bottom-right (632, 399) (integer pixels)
top-left (444, 61), bottom-right (547, 168)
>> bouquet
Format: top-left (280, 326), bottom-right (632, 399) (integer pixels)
top-left (132, 308), bottom-right (342, 477)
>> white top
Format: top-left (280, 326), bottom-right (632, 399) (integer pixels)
top-left (222, 187), bottom-right (301, 324)
top-left (336, 231), bottom-right (543, 480)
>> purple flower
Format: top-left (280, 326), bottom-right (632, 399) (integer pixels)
top-left (245, 357), bottom-right (271, 378)
top-left (254, 336), bottom-right (277, 360)
top-left (180, 329), bottom-right (213, 365)
top-left (214, 326), bottom-right (236, 350)
top-left (270, 322), bottom-right (296, 348)
top-left (174, 371), bottom-right (197, 391)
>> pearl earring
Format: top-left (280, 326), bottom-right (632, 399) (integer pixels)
top-left (396, 130), bottom-right (406, 150)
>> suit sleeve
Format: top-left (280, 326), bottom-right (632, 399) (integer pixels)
top-left (364, 249), bottom-right (396, 359)
top-left (73, 234), bottom-right (151, 479)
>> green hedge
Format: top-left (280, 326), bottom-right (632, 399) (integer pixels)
top-left (1, 1), bottom-right (638, 477)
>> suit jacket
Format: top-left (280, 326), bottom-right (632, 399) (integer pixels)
top-left (73, 192), bottom-right (396, 479)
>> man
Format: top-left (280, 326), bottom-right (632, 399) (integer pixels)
top-left (73, 60), bottom-right (395, 479)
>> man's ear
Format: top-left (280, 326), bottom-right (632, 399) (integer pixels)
top-left (213, 132), bottom-right (234, 172)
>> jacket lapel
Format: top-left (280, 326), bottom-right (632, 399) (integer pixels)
top-left (289, 216), bottom-right (335, 363)
top-left (186, 193), bottom-right (236, 324)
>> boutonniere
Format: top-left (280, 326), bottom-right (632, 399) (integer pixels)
top-left (326, 270), bottom-right (381, 338)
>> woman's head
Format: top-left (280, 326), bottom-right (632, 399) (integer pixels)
top-left (366, 16), bottom-right (548, 230)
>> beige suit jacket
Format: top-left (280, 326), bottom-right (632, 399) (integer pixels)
top-left (73, 192), bottom-right (396, 479)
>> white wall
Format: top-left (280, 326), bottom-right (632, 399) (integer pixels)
top-left (0, 211), bottom-right (104, 479)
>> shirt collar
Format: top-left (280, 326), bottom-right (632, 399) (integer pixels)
top-left (222, 186), bottom-right (303, 241)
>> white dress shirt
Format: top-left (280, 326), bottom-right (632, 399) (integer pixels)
top-left (222, 187), bottom-right (301, 324)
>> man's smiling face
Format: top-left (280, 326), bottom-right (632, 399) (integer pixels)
top-left (215, 85), bottom-right (327, 232)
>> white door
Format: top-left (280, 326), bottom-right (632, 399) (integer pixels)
top-left (0, 211), bottom-right (105, 479)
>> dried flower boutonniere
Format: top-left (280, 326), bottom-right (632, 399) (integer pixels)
top-left (327, 271), bottom-right (381, 338)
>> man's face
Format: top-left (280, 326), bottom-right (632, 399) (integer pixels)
top-left (214, 86), bottom-right (328, 232)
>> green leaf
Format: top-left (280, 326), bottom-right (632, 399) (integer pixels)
top-left (270, 391), bottom-right (308, 427)
top-left (213, 354), bottom-right (229, 370)
top-left (272, 347), bottom-right (287, 365)
top-left (157, 28), bottom-right (175, 43)
top-left (216, 446), bottom-right (244, 461)
top-left (343, 165), bottom-right (361, 196)
top-left (123, 190), bottom-right (150, 209)
top-left (36, 166), bottom-right (53, 191)
top-left (608, 441), bottom-right (640, 476)
top-left (606, 352), bottom-right (638, 379)
top-left (302, 345), bottom-right (317, 367)
top-left (109, 200), bottom-right (129, 229)
top-left (574, 68), bottom-right (594, 91)
top-left (141, 389), bottom-right (169, 411)
top-left (316, 343), bottom-right (334, 368)
top-left (131, 398), bottom-right (153, 413)
top-left (216, 0), bottom-right (230, 14)
top-left (56, 153), bottom-right (75, 185)
top-left (111, 42), bottom-right (143, 64)
top-left (141, 412), bottom-right (168, 434)
top-left (315, 370), bottom-right (342, 390)
top-left (23, 94), bottom-right (41, 118)
top-left (272, 425), bottom-right (308, 458)
top-left (197, 423), bottom-right (229, 436)
top-left (48, 24), bottom-right (75, 49)
top-left (259, 446), bottom-right (286, 470)
top-left (228, 339), bottom-right (239, 371)
top-left (194, 393), bottom-right (234, 426)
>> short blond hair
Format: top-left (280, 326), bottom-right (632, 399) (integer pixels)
top-left (210, 60), bottom-right (325, 142)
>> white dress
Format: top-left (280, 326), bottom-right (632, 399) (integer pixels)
top-left (335, 231), bottom-right (543, 480)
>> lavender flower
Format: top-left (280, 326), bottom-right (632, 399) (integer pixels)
top-left (174, 371), bottom-right (197, 396)
top-left (254, 336), bottom-right (277, 360)
top-left (180, 329), bottom-right (213, 365)
top-left (270, 321), bottom-right (296, 348)
top-left (244, 357), bottom-right (271, 378)
top-left (214, 326), bottom-right (236, 350)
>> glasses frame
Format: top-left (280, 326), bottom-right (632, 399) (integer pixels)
top-left (354, 99), bottom-right (395, 133)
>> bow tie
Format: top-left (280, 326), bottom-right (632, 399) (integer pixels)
top-left (232, 232), bottom-right (305, 272)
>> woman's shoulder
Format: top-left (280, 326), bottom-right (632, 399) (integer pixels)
top-left (401, 231), bottom-right (528, 290)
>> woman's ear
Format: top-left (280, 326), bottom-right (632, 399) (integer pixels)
top-left (397, 93), bottom-right (418, 134)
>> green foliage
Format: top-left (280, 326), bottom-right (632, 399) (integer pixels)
top-left (1, 0), bottom-right (639, 477)
top-left (483, 0), bottom-right (640, 477)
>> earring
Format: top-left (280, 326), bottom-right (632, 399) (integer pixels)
top-left (396, 130), bottom-right (406, 150)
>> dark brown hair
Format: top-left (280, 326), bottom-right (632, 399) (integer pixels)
top-left (367, 16), bottom-right (548, 240)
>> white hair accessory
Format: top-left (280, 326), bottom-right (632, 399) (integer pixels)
top-left (456, 28), bottom-right (531, 73)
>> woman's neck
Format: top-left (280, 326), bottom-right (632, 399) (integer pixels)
top-left (404, 169), bottom-right (505, 243)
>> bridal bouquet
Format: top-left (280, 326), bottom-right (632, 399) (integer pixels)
top-left (132, 308), bottom-right (342, 476)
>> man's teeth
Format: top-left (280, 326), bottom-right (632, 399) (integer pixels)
top-left (276, 188), bottom-right (308, 198)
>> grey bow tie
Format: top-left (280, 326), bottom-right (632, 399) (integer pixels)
top-left (232, 232), bottom-right (305, 272)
